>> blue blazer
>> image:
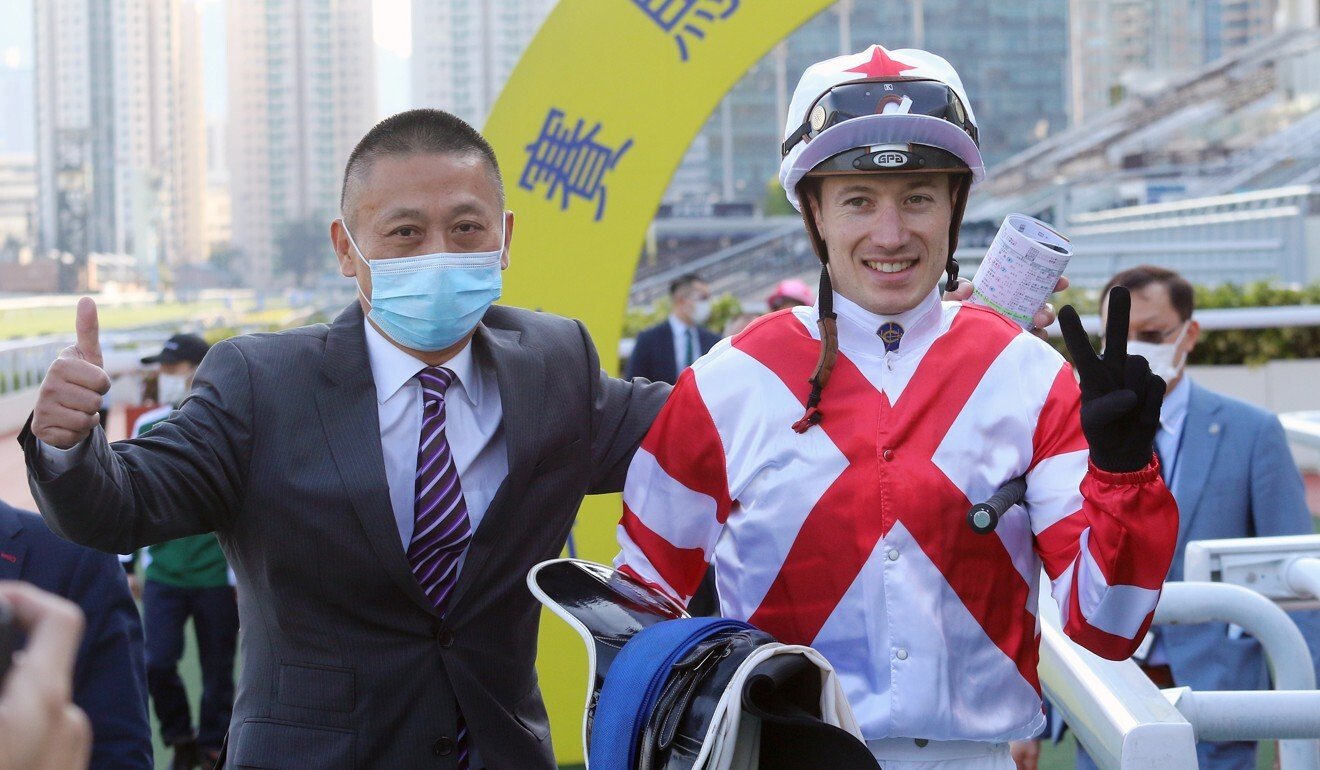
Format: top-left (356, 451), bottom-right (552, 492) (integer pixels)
top-left (626, 319), bottom-right (720, 385)
top-left (1158, 381), bottom-right (1320, 694)
top-left (0, 501), bottom-right (152, 770)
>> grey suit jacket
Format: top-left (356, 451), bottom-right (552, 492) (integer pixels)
top-left (22, 303), bottom-right (670, 770)
top-left (1157, 381), bottom-right (1320, 695)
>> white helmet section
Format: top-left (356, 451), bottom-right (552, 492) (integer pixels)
top-left (779, 44), bottom-right (986, 211)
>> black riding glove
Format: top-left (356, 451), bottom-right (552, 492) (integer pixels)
top-left (1059, 286), bottom-right (1166, 473)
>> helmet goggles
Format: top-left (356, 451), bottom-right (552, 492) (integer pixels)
top-left (783, 77), bottom-right (979, 158)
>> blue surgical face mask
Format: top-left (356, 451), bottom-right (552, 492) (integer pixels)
top-left (342, 218), bottom-right (505, 352)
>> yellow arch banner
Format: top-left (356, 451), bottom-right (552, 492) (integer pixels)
top-left (482, 0), bottom-right (833, 762)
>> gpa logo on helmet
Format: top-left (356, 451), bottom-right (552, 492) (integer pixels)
top-left (872, 150), bottom-right (910, 168)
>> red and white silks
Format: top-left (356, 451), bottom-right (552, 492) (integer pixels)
top-left (616, 290), bottom-right (1178, 746)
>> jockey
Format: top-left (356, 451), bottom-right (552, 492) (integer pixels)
top-left (614, 44), bottom-right (1179, 769)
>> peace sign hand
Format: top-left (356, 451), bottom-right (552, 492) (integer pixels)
top-left (1058, 286), bottom-right (1166, 473)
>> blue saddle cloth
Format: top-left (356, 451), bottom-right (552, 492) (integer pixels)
top-left (590, 617), bottom-right (754, 770)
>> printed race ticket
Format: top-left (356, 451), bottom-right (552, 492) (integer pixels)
top-left (968, 214), bottom-right (1073, 329)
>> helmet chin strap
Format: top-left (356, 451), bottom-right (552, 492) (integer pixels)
top-left (944, 173), bottom-right (972, 293)
top-left (945, 256), bottom-right (960, 294)
top-left (793, 194), bottom-right (839, 434)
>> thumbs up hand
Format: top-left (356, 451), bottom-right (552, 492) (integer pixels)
top-left (31, 298), bottom-right (112, 449)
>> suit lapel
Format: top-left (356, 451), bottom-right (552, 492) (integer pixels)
top-left (447, 322), bottom-right (545, 613)
top-left (660, 324), bottom-right (678, 383)
top-left (0, 512), bottom-right (26, 581)
top-left (1173, 382), bottom-right (1223, 547)
top-left (315, 304), bottom-right (435, 615)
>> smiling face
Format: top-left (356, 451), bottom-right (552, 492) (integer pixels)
top-left (807, 172), bottom-right (955, 316)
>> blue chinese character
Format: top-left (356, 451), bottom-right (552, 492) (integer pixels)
top-left (520, 108), bottom-right (633, 222)
top-left (630, 0), bottom-right (740, 61)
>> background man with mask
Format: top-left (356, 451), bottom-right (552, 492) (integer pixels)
top-left (122, 333), bottom-right (237, 770)
top-left (1038, 264), bottom-right (1319, 770)
top-left (626, 273), bottom-right (720, 384)
top-left (20, 108), bottom-right (667, 769)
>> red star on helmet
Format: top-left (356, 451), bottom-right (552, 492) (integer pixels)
top-left (844, 47), bottom-right (917, 78)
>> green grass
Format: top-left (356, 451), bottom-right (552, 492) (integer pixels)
top-left (2, 302), bottom-right (221, 340)
top-left (0, 299), bottom-right (295, 341)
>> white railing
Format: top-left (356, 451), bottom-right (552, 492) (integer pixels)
top-left (0, 335), bottom-right (65, 396)
top-left (1038, 578), bottom-right (1198, 769)
top-left (1043, 535), bottom-right (1320, 769)
top-left (1282, 412), bottom-right (1320, 449)
top-left (1155, 581), bottom-right (1320, 770)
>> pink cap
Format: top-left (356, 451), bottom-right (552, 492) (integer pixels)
top-left (768, 279), bottom-right (815, 309)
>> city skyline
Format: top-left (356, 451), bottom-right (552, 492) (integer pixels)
top-left (0, 0), bottom-right (1307, 295)
top-left (225, 0), bottom-right (377, 285)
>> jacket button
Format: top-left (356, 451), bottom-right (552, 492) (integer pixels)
top-left (433, 737), bottom-right (455, 756)
top-left (435, 627), bottom-right (454, 648)
top-left (882, 449), bottom-right (895, 462)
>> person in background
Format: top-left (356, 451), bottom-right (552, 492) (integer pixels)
top-left (1, 501), bottom-right (151, 770)
top-left (626, 273), bottom-right (720, 384)
top-left (767, 278), bottom-right (815, 312)
top-left (722, 312), bottom-right (761, 338)
top-left (1018, 264), bottom-right (1320, 770)
top-left (0, 582), bottom-right (92, 770)
top-left (125, 333), bottom-right (237, 770)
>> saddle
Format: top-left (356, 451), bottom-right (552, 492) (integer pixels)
top-left (528, 559), bottom-right (880, 770)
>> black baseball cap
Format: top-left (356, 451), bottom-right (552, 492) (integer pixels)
top-left (141, 333), bottom-right (210, 365)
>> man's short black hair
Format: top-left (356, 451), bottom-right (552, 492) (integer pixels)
top-left (340, 108), bottom-right (504, 216)
top-left (670, 273), bottom-right (706, 298)
top-left (1102, 265), bottom-right (1195, 321)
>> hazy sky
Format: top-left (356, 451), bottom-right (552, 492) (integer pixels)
top-left (0, 0), bottom-right (413, 124)
top-left (203, 0), bottom-right (227, 119)
top-left (375, 0), bottom-right (413, 117)
top-left (0, 0), bottom-right (32, 69)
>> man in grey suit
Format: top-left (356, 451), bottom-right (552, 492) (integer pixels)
top-left (21, 109), bottom-right (669, 769)
top-left (1055, 265), bottom-right (1319, 770)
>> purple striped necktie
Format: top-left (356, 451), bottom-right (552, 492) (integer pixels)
top-left (410, 366), bottom-right (472, 769)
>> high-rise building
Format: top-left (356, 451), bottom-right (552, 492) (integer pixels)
top-left (34, 0), bottom-right (208, 286)
top-left (112, 0), bottom-right (209, 276)
top-left (410, 0), bottom-right (556, 127)
top-left (1069, 0), bottom-right (1281, 124)
top-left (173, 0), bottom-right (207, 266)
top-left (34, 0), bottom-right (117, 263)
top-left (1208, 0), bottom-right (1279, 59)
top-left (227, 0), bottom-right (376, 284)
top-left (667, 0), bottom-right (1072, 209)
top-left (0, 155), bottom-right (36, 251)
top-left (205, 120), bottom-right (231, 256)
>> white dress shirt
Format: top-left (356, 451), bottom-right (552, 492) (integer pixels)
top-left (363, 320), bottom-right (507, 551)
top-left (1155, 375), bottom-right (1190, 489)
top-left (668, 315), bottom-right (699, 373)
top-left (1141, 374), bottom-right (1190, 664)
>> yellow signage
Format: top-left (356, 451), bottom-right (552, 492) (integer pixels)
top-left (483, 0), bottom-right (833, 762)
